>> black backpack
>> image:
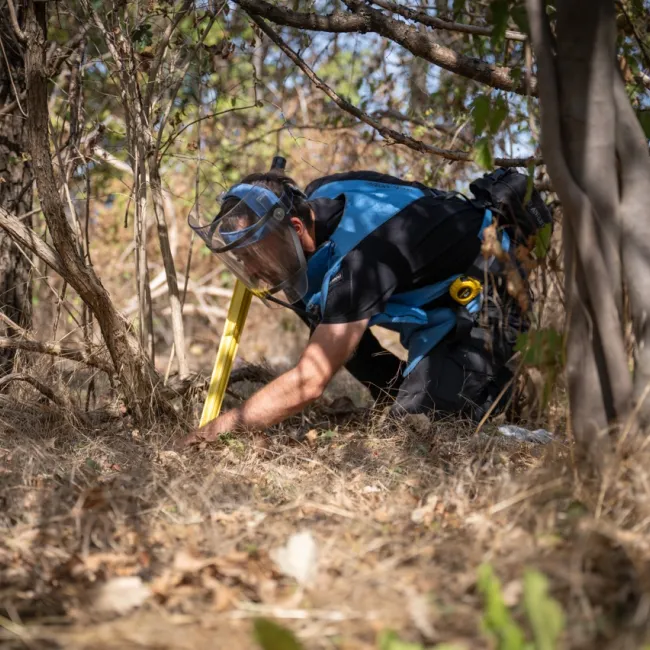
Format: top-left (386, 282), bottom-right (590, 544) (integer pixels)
top-left (469, 168), bottom-right (552, 244)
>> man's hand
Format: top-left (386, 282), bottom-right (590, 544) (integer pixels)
top-left (180, 319), bottom-right (370, 447)
top-left (180, 406), bottom-right (243, 447)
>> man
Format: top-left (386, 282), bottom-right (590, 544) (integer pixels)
top-left (185, 164), bottom-right (550, 444)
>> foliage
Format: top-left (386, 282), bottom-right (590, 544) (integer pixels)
top-left (478, 564), bottom-right (526, 650)
top-left (478, 564), bottom-right (565, 650)
top-left (254, 618), bottom-right (304, 650)
top-left (379, 630), bottom-right (465, 650)
top-left (515, 328), bottom-right (565, 408)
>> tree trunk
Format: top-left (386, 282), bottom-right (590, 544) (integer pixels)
top-left (526, 0), bottom-right (650, 464)
top-left (0, 15), bottom-right (33, 375)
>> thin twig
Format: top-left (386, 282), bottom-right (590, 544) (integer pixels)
top-left (0, 613), bottom-right (26, 639)
top-left (370, 0), bottom-right (527, 41)
top-left (0, 34), bottom-right (27, 117)
top-left (6, 0), bottom-right (26, 43)
top-left (0, 337), bottom-right (113, 373)
top-left (158, 105), bottom-right (258, 159)
top-left (0, 373), bottom-right (82, 421)
top-left (487, 478), bottom-right (565, 515)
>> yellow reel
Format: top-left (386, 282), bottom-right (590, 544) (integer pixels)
top-left (449, 275), bottom-right (482, 306)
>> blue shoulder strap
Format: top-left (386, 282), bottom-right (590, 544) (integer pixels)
top-left (309, 179), bottom-right (426, 258)
top-left (304, 180), bottom-right (426, 309)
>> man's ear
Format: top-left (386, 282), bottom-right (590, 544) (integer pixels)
top-left (289, 216), bottom-right (304, 235)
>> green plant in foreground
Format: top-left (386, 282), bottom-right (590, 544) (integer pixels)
top-left (254, 618), bottom-right (303, 650)
top-left (478, 564), bottom-right (565, 650)
top-left (379, 629), bottom-right (465, 650)
top-left (253, 566), bottom-right (564, 650)
top-left (254, 619), bottom-right (465, 650)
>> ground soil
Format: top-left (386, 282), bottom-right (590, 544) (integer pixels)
top-left (1, 366), bottom-right (649, 650)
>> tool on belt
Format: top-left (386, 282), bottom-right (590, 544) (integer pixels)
top-left (449, 275), bottom-right (482, 306)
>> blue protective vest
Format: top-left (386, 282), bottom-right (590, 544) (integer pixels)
top-left (303, 178), bottom-right (509, 376)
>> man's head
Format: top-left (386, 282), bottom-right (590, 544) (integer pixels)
top-left (218, 171), bottom-right (316, 253)
top-left (190, 170), bottom-right (315, 304)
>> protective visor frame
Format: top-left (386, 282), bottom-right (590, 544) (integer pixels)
top-left (190, 183), bottom-right (296, 254)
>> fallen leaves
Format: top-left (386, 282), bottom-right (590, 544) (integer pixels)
top-left (91, 576), bottom-right (151, 615)
top-left (151, 547), bottom-right (282, 612)
top-left (271, 531), bottom-right (318, 588)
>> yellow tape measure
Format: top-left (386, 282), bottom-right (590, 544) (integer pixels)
top-left (449, 275), bottom-right (482, 306)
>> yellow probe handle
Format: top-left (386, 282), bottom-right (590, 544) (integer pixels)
top-left (199, 280), bottom-right (252, 427)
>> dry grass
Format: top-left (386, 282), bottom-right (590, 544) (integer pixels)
top-left (0, 370), bottom-right (649, 650)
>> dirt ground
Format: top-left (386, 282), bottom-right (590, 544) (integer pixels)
top-left (1, 362), bottom-right (649, 650)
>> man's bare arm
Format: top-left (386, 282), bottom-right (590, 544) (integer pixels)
top-left (183, 319), bottom-right (370, 444)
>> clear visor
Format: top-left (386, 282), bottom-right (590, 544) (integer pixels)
top-left (188, 185), bottom-right (308, 304)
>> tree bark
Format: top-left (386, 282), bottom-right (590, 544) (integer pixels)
top-left (0, 12), bottom-right (33, 375)
top-left (525, 0), bottom-right (650, 463)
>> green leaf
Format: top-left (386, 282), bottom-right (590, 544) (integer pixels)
top-left (453, 0), bottom-right (466, 15)
top-left (534, 223), bottom-right (552, 259)
top-left (85, 457), bottom-right (102, 472)
top-left (490, 0), bottom-right (509, 47)
top-left (131, 23), bottom-right (153, 49)
top-left (378, 630), bottom-right (424, 650)
top-left (472, 94), bottom-right (491, 135)
top-left (475, 138), bottom-right (493, 170)
top-left (523, 570), bottom-right (565, 650)
top-left (637, 111), bottom-right (650, 139)
top-left (511, 6), bottom-right (530, 34)
top-left (514, 328), bottom-right (564, 368)
top-left (488, 95), bottom-right (508, 134)
top-left (477, 564), bottom-right (526, 650)
top-left (253, 618), bottom-right (304, 650)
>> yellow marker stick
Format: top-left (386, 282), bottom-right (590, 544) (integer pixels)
top-left (200, 279), bottom-right (252, 427)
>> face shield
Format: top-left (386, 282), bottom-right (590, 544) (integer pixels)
top-left (188, 183), bottom-right (308, 305)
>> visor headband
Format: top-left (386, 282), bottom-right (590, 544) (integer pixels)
top-left (222, 183), bottom-right (283, 218)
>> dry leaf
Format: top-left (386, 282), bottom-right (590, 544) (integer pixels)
top-left (271, 531), bottom-right (318, 587)
top-left (91, 576), bottom-right (151, 615)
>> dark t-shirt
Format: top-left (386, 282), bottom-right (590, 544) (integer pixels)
top-left (306, 190), bottom-right (485, 325)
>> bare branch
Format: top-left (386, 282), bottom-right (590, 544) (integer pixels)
top-left (0, 206), bottom-right (66, 276)
top-left (0, 25), bottom-right (91, 120)
top-left (144, 0), bottom-right (194, 111)
top-left (372, 108), bottom-right (473, 145)
top-left (235, 0), bottom-right (535, 95)
top-left (369, 0), bottom-right (527, 42)
top-left (0, 372), bottom-right (86, 422)
top-left (0, 337), bottom-right (113, 374)
top-left (0, 30), bottom-right (27, 116)
top-left (344, 0), bottom-right (536, 95)
top-left (6, 0), bottom-right (26, 43)
top-left (248, 14), bottom-right (538, 167)
top-left (0, 98), bottom-right (18, 119)
top-left (236, 0), bottom-right (367, 32)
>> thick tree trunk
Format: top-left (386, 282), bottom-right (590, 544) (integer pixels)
top-left (0, 16), bottom-right (33, 375)
top-left (527, 0), bottom-right (650, 462)
top-left (22, 0), bottom-right (165, 421)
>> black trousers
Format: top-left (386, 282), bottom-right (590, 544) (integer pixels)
top-left (344, 294), bottom-right (523, 422)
